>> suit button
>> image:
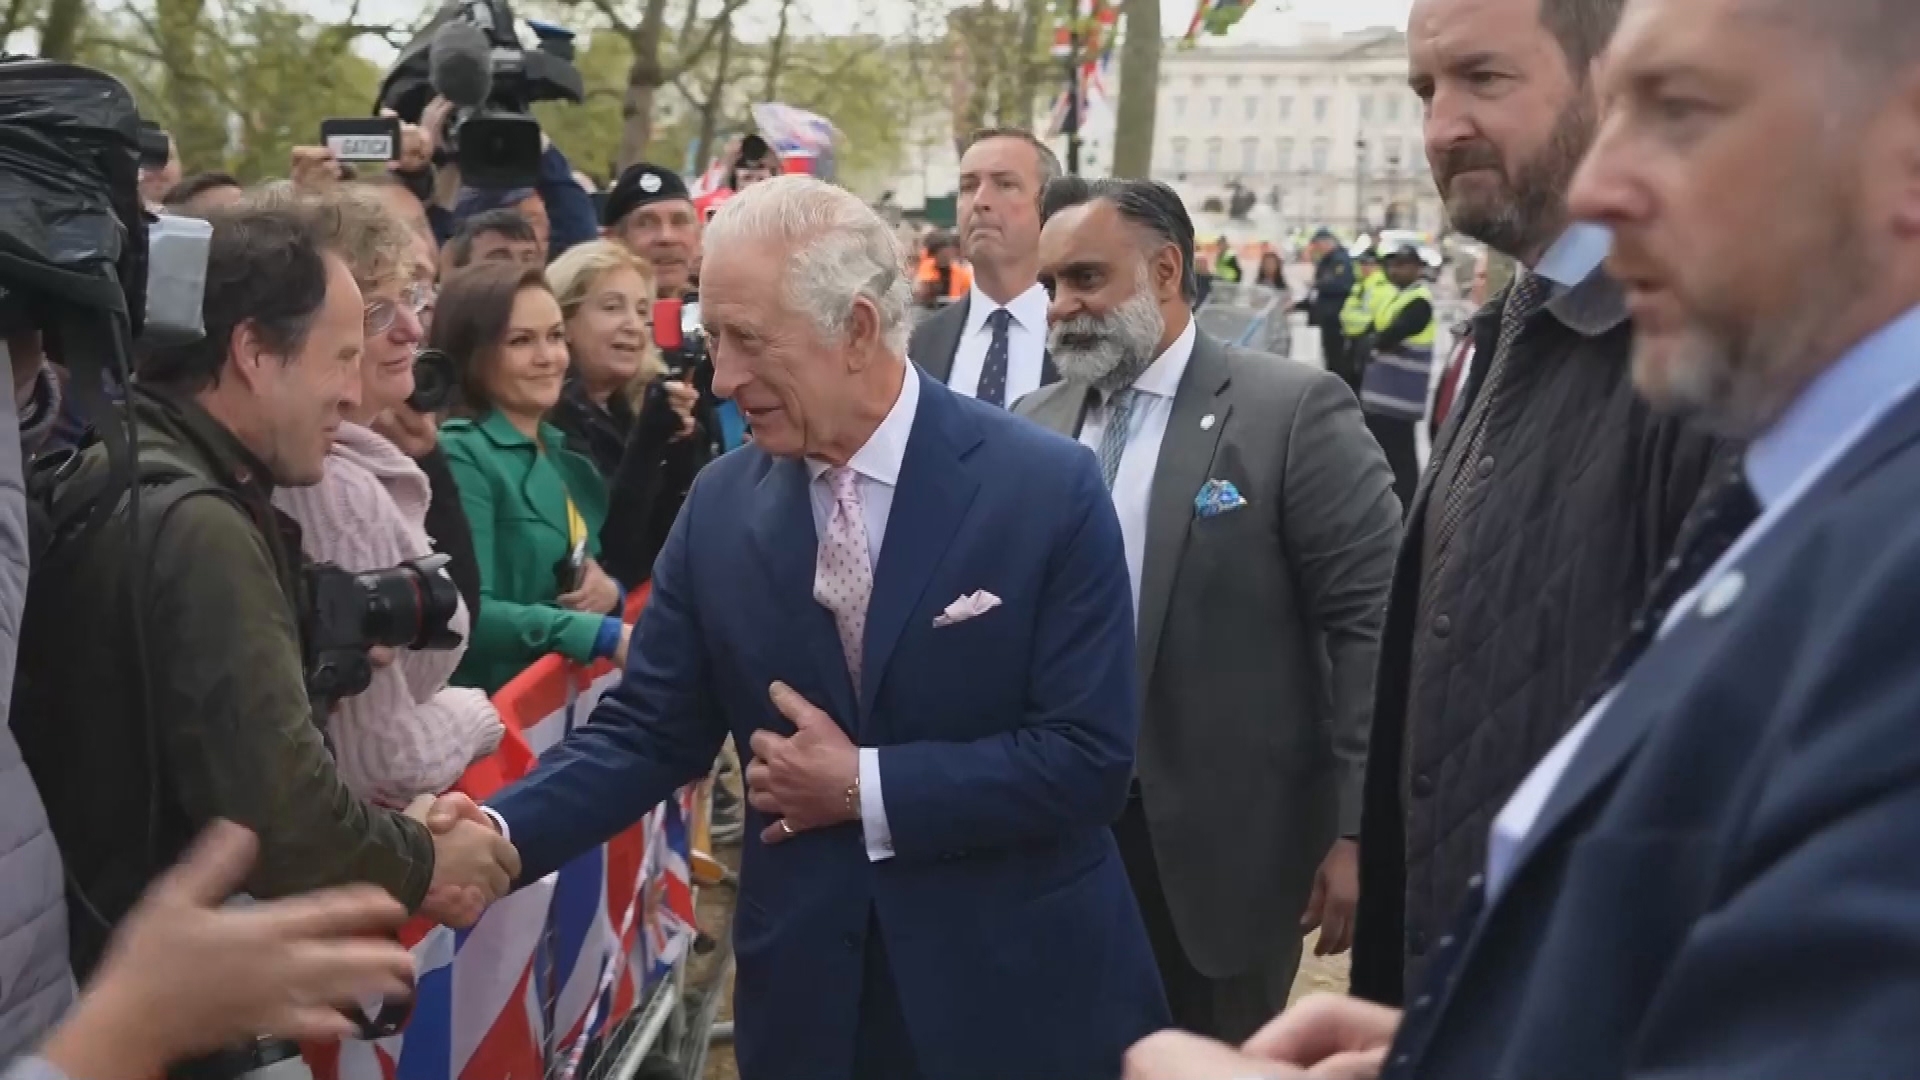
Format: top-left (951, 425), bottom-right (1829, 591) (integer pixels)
top-left (1476, 455), bottom-right (1495, 479)
top-left (1437, 934), bottom-right (1457, 951)
top-left (1432, 614), bottom-right (1452, 638)
top-left (1407, 928), bottom-right (1429, 956)
top-left (843, 933), bottom-right (860, 950)
top-left (1411, 773), bottom-right (1435, 798)
top-left (1412, 994), bottom-right (1433, 1011)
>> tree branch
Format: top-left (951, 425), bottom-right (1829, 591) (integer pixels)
top-left (585, 0), bottom-right (636, 36)
top-left (0, 0), bottom-right (35, 42)
top-left (662, 0), bottom-right (753, 82)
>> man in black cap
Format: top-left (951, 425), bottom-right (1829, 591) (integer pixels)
top-left (603, 163), bottom-right (701, 299)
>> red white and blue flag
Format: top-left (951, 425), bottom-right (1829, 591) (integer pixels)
top-left (306, 589), bottom-right (697, 1080)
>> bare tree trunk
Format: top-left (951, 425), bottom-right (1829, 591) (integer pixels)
top-left (155, 0), bottom-right (224, 169)
top-left (617, 0), bottom-right (674, 171)
top-left (762, 0), bottom-right (792, 102)
top-left (693, 17), bottom-right (733, 173)
top-left (1008, 0), bottom-right (1048, 131)
top-left (1110, 0), bottom-right (1159, 178)
top-left (38, 0), bottom-right (84, 60)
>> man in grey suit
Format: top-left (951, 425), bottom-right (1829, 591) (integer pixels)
top-left (1016, 177), bottom-right (1402, 1042)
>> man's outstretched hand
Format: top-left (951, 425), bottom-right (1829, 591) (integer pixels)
top-left (41, 822), bottom-right (414, 1080)
top-left (746, 681), bottom-right (859, 845)
top-left (417, 793), bottom-right (518, 928)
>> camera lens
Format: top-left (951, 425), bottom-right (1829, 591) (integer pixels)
top-left (350, 562), bottom-right (461, 650)
top-left (407, 348), bottom-right (457, 413)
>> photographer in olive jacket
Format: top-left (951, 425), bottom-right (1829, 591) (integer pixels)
top-left (12, 205), bottom-right (518, 983)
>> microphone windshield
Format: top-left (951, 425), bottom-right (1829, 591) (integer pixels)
top-left (429, 20), bottom-right (494, 109)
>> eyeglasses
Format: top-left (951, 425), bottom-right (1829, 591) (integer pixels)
top-left (365, 281), bottom-right (436, 337)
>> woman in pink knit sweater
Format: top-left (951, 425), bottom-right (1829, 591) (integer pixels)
top-left (269, 188), bottom-right (503, 807)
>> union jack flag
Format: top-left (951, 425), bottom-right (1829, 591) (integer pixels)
top-left (305, 589), bottom-right (698, 1080)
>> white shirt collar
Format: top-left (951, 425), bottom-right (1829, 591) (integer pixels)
top-left (1532, 222), bottom-right (1612, 288)
top-left (1102, 314), bottom-right (1198, 402)
top-left (806, 366), bottom-right (921, 488)
top-left (964, 280), bottom-right (1050, 339)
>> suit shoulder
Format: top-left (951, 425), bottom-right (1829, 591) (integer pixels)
top-left (907, 302), bottom-right (966, 355)
top-left (1222, 345), bottom-right (1349, 409)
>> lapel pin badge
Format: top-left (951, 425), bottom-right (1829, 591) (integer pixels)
top-left (1200, 414), bottom-right (1217, 431)
top-left (1698, 571), bottom-right (1745, 618)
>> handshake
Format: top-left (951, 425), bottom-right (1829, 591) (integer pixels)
top-left (410, 793), bottom-right (518, 928)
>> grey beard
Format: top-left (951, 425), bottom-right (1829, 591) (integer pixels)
top-left (1049, 287), bottom-right (1167, 397)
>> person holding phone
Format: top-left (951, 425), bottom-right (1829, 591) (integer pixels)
top-left (544, 241), bottom-right (708, 586)
top-left (433, 263), bottom-right (628, 694)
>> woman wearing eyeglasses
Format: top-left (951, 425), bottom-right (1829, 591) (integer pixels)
top-left (267, 187), bottom-right (503, 808)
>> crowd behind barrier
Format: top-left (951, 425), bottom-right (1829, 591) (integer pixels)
top-left (304, 586), bottom-right (701, 1080)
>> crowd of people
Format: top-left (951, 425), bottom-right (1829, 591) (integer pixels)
top-left (3, 0), bottom-right (1920, 1077)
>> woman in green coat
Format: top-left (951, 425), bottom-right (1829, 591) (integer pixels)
top-left (430, 262), bottom-right (632, 694)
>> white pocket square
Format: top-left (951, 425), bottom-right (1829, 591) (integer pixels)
top-left (933, 590), bottom-right (1002, 628)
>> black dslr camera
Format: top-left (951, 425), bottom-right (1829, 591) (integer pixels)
top-left (305, 555), bottom-right (463, 703)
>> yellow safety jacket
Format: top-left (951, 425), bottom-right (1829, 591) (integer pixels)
top-left (1341, 270), bottom-right (1394, 338)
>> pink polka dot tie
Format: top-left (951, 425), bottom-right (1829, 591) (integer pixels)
top-left (814, 466), bottom-right (873, 688)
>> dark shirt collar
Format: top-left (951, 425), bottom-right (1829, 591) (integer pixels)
top-left (135, 384), bottom-right (277, 499)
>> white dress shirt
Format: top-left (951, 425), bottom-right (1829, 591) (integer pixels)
top-left (945, 281), bottom-right (1050, 407)
top-left (1485, 301), bottom-right (1920, 897)
top-left (1076, 318), bottom-right (1198, 621)
top-left (804, 370), bottom-right (922, 862)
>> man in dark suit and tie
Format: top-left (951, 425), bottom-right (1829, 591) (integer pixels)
top-left (1016, 177), bottom-right (1403, 1043)
top-left (1121, 0), bottom-right (1920, 1076)
top-left (908, 128), bottom-right (1060, 404)
top-left (433, 175), bottom-right (1168, 1080)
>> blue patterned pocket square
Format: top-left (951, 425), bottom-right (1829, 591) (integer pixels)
top-left (1195, 479), bottom-right (1247, 518)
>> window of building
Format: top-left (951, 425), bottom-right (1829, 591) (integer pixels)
top-left (1244, 96), bottom-right (1259, 121)
top-left (1314, 96), bottom-right (1330, 123)
top-left (1193, 75), bottom-right (1208, 88)
top-left (1359, 95), bottom-right (1374, 123)
top-left (1206, 138), bottom-right (1223, 171)
top-left (1279, 96), bottom-right (1294, 121)
top-left (1383, 136), bottom-right (1403, 171)
top-left (1226, 75), bottom-right (1242, 88)
top-left (1173, 95), bottom-right (1187, 119)
top-left (1277, 137), bottom-right (1294, 173)
top-left (1241, 137), bottom-right (1259, 173)
top-left (1209, 96), bottom-right (1223, 120)
top-left (1263, 75), bottom-right (1278, 88)
top-left (1312, 138), bottom-right (1331, 172)
top-left (1172, 138), bottom-right (1189, 172)
top-left (1385, 95), bottom-right (1402, 124)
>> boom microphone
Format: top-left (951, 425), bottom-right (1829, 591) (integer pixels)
top-left (428, 19), bottom-right (493, 109)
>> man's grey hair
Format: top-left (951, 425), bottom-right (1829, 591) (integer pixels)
top-left (703, 175), bottom-right (912, 354)
top-left (964, 127), bottom-right (1064, 203)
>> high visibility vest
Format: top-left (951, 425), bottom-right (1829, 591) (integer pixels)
top-left (1374, 281), bottom-right (1436, 346)
top-left (1341, 270), bottom-right (1393, 338)
top-left (1360, 281), bottom-right (1436, 421)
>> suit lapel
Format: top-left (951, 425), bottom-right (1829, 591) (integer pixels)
top-left (1019, 380), bottom-right (1092, 438)
top-left (861, 376), bottom-right (983, 718)
top-left (748, 456), bottom-right (860, 731)
top-left (1137, 334), bottom-right (1232, 687)
top-left (919, 295), bottom-right (970, 385)
top-left (1497, 375), bottom-right (1920, 898)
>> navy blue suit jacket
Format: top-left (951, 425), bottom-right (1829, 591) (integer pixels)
top-left (489, 369), bottom-right (1168, 1080)
top-left (1386, 381), bottom-right (1920, 1080)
